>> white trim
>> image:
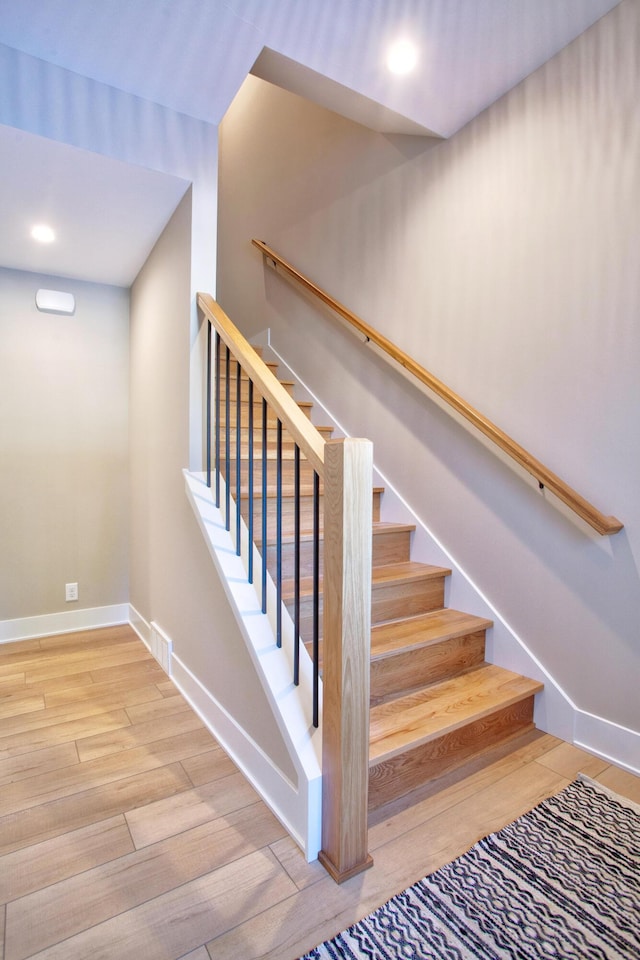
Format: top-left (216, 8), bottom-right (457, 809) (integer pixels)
top-left (575, 710), bottom-right (640, 776)
top-left (128, 604), bottom-right (153, 651)
top-left (183, 470), bottom-right (322, 860)
top-left (0, 604), bottom-right (129, 644)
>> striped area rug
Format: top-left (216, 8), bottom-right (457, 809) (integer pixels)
top-left (301, 774), bottom-right (640, 959)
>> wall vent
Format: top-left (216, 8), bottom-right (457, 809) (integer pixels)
top-left (150, 621), bottom-right (173, 676)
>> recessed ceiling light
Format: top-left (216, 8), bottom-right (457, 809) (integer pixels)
top-left (31, 224), bottom-right (56, 243)
top-left (387, 40), bottom-right (418, 75)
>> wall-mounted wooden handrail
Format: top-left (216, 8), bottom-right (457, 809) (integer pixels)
top-left (252, 239), bottom-right (623, 537)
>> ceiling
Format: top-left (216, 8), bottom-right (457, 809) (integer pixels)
top-left (0, 126), bottom-right (190, 287)
top-left (0, 0), bottom-right (622, 287)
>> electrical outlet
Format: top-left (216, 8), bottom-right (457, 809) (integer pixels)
top-left (65, 582), bottom-right (78, 602)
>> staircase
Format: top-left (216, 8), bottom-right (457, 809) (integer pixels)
top-left (221, 354), bottom-right (543, 815)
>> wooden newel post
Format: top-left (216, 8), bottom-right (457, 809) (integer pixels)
top-left (318, 438), bottom-right (374, 883)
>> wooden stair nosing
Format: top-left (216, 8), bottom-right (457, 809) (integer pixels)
top-left (370, 609), bottom-right (493, 661)
top-left (219, 424), bottom-right (334, 440)
top-left (371, 561), bottom-right (451, 586)
top-left (257, 521), bottom-right (415, 550)
top-left (368, 664), bottom-right (544, 766)
top-left (236, 483), bottom-right (386, 501)
top-left (282, 561), bottom-right (451, 604)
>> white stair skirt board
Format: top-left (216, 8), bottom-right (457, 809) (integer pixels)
top-left (0, 604), bottom-right (130, 644)
top-left (183, 469), bottom-right (322, 861)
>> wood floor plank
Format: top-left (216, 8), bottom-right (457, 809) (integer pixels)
top-left (595, 764), bottom-right (640, 803)
top-left (36, 626), bottom-right (133, 652)
top-left (0, 692), bottom-right (44, 721)
top-left (0, 638), bottom-right (146, 682)
top-left (37, 645), bottom-right (158, 706)
top-left (0, 710), bottom-right (131, 762)
top-left (23, 644), bottom-right (153, 685)
top-left (0, 672), bottom-right (94, 698)
top-left (44, 664), bottom-right (166, 708)
top-left (0, 638), bottom-right (41, 658)
top-left (0, 742), bottom-right (79, 787)
top-left (125, 695), bottom-right (192, 724)
top-left (180, 747), bottom-right (238, 787)
top-left (269, 836), bottom-right (327, 891)
top-left (88, 658), bottom-right (166, 686)
top-left (0, 728), bottom-right (215, 818)
top-left (5, 801), bottom-right (287, 960)
top-left (0, 816), bottom-right (134, 904)
top-left (0, 762), bottom-right (191, 857)
top-left (19, 849), bottom-right (296, 960)
top-left (76, 709), bottom-right (205, 762)
top-left (208, 763), bottom-right (569, 960)
top-left (534, 740), bottom-right (609, 779)
top-left (125, 771), bottom-right (259, 848)
top-left (0, 686), bottom-right (162, 740)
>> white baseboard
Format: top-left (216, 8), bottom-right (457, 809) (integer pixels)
top-left (575, 710), bottom-right (640, 776)
top-left (128, 604), bottom-right (152, 650)
top-left (0, 604), bottom-right (129, 644)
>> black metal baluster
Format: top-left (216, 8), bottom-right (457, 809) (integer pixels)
top-left (215, 332), bottom-right (221, 508)
top-left (235, 359), bottom-right (242, 555)
top-left (293, 444), bottom-right (301, 686)
top-left (206, 322), bottom-right (211, 488)
top-left (261, 398), bottom-right (268, 614)
top-left (225, 347), bottom-right (231, 531)
top-left (276, 419), bottom-right (283, 648)
top-left (312, 470), bottom-right (320, 728)
top-left (248, 379), bottom-right (254, 583)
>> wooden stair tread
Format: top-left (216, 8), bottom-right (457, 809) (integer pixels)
top-left (369, 664), bottom-right (543, 765)
top-left (222, 424), bottom-right (334, 436)
top-left (371, 561), bottom-right (451, 585)
top-left (220, 372), bottom-right (294, 388)
top-left (219, 398), bottom-right (313, 411)
top-left (371, 609), bottom-right (492, 660)
top-left (259, 520), bottom-right (414, 548)
top-left (239, 483), bottom-right (385, 499)
top-left (282, 560), bottom-right (449, 602)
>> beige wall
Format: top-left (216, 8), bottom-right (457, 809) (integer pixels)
top-left (218, 1), bottom-right (640, 734)
top-left (129, 191), bottom-right (295, 777)
top-left (0, 267), bottom-right (129, 621)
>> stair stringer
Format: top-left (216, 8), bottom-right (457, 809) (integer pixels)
top-left (257, 333), bottom-right (576, 745)
top-left (183, 469), bottom-right (323, 861)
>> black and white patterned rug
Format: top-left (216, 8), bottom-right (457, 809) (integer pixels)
top-left (301, 774), bottom-right (640, 959)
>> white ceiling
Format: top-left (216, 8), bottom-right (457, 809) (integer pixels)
top-left (0, 126), bottom-right (189, 287)
top-left (0, 0), bottom-right (622, 287)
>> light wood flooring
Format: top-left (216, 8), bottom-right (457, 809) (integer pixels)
top-left (0, 624), bottom-right (638, 960)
